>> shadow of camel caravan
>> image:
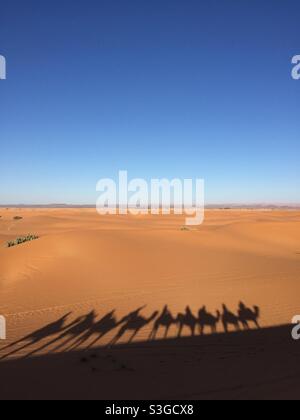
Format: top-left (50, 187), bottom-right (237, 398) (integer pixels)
top-left (0, 302), bottom-right (262, 360)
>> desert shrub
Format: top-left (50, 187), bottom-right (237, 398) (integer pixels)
top-left (180, 226), bottom-right (190, 231)
top-left (6, 234), bottom-right (39, 248)
top-left (13, 216), bottom-right (23, 220)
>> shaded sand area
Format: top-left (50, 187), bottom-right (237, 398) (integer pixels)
top-left (1, 325), bottom-right (300, 400)
top-left (0, 208), bottom-right (300, 399)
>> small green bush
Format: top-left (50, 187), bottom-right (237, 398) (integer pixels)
top-left (180, 226), bottom-right (190, 231)
top-left (6, 235), bottom-right (39, 248)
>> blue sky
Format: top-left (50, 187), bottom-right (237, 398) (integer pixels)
top-left (0, 0), bottom-right (299, 204)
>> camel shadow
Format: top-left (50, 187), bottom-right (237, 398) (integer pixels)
top-left (67, 310), bottom-right (123, 351)
top-left (198, 306), bottom-right (221, 335)
top-left (238, 301), bottom-right (260, 329)
top-left (176, 306), bottom-right (198, 337)
top-left (222, 302), bottom-right (260, 333)
top-left (110, 307), bottom-right (159, 346)
top-left (0, 301), bottom-right (261, 360)
top-left (149, 305), bottom-right (176, 340)
top-left (17, 310), bottom-right (98, 358)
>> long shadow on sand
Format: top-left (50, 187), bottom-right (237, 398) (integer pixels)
top-left (0, 302), bottom-right (261, 360)
top-left (0, 302), bottom-right (262, 360)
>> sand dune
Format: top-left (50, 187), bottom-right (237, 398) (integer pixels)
top-left (0, 209), bottom-right (300, 399)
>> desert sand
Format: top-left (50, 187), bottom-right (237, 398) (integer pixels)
top-left (0, 208), bottom-right (300, 400)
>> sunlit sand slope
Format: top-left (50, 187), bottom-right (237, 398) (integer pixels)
top-left (0, 209), bottom-right (300, 359)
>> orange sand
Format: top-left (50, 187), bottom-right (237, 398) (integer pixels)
top-left (0, 209), bottom-right (300, 399)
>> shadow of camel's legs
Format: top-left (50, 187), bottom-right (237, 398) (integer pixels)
top-left (149, 326), bottom-right (158, 340)
top-left (177, 324), bottom-right (183, 338)
top-left (51, 335), bottom-right (81, 352)
top-left (164, 326), bottom-right (170, 339)
top-left (1, 340), bottom-right (37, 360)
top-left (1, 338), bottom-right (26, 351)
top-left (129, 329), bottom-right (140, 343)
top-left (110, 326), bottom-right (127, 346)
top-left (242, 321), bottom-right (249, 330)
top-left (86, 332), bottom-right (108, 350)
top-left (63, 332), bottom-right (92, 351)
top-left (23, 332), bottom-right (70, 358)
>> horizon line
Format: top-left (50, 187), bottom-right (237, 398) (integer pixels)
top-left (1, 203), bottom-right (300, 209)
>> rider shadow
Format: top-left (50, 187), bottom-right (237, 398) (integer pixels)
top-left (222, 303), bottom-right (260, 333)
top-left (110, 307), bottom-right (159, 345)
top-left (238, 302), bottom-right (260, 330)
top-left (149, 305), bottom-right (177, 340)
top-left (66, 310), bottom-right (124, 351)
top-left (21, 310), bottom-right (98, 358)
top-left (198, 306), bottom-right (221, 335)
top-left (176, 306), bottom-right (198, 337)
top-left (40, 311), bottom-right (98, 353)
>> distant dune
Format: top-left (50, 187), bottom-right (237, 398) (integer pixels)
top-left (1, 203), bottom-right (300, 209)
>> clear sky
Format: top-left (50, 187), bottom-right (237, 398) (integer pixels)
top-left (0, 0), bottom-right (299, 205)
